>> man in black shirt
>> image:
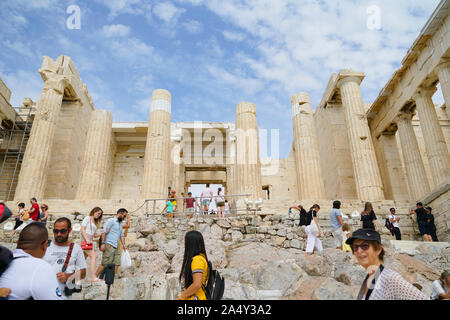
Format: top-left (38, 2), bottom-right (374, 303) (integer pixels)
top-left (410, 202), bottom-right (432, 242)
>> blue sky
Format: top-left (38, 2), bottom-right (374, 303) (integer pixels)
top-left (0, 0), bottom-right (444, 158)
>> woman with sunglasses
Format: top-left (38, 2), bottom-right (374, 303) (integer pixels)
top-left (80, 207), bottom-right (103, 283)
top-left (346, 229), bottom-right (428, 300)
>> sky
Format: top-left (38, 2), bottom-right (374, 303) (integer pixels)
top-left (0, 0), bottom-right (445, 159)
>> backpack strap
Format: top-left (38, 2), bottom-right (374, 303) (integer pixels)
top-left (61, 243), bottom-right (74, 273)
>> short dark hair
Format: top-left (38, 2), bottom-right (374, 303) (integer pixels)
top-left (31, 197), bottom-right (37, 202)
top-left (426, 206), bottom-right (432, 213)
top-left (416, 202), bottom-right (423, 207)
top-left (117, 208), bottom-right (128, 215)
top-left (390, 208), bottom-right (395, 212)
top-left (17, 223), bottom-right (48, 250)
top-left (312, 204), bottom-right (320, 210)
top-left (441, 271), bottom-right (449, 280)
top-left (18, 202), bottom-right (25, 208)
top-left (206, 183), bottom-right (210, 187)
top-left (54, 217), bottom-right (71, 229)
top-left (188, 192), bottom-right (192, 195)
top-left (333, 200), bottom-right (341, 209)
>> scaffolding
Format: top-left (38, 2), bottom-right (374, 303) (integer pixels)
top-left (0, 107), bottom-right (34, 201)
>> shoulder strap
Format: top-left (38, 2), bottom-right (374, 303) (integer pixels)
top-left (61, 243), bottom-right (74, 273)
top-left (365, 265), bottom-right (384, 300)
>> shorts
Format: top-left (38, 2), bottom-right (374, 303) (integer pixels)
top-left (217, 201), bottom-right (225, 207)
top-left (418, 221), bottom-right (429, 236)
top-left (331, 228), bottom-right (344, 248)
top-left (202, 200), bottom-right (210, 206)
top-left (186, 208), bottom-right (194, 215)
top-left (102, 243), bottom-right (121, 266)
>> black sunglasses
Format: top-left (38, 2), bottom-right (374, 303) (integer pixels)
top-left (351, 242), bottom-right (371, 253)
top-left (53, 228), bottom-right (68, 234)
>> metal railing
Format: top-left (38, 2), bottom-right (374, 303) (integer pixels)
top-left (136, 193), bottom-right (262, 217)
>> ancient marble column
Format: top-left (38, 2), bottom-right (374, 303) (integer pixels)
top-left (76, 110), bottom-right (113, 199)
top-left (436, 61), bottom-right (450, 119)
top-left (396, 111), bottom-right (430, 200)
top-left (291, 92), bottom-right (325, 199)
top-left (141, 89), bottom-right (172, 199)
top-left (235, 102), bottom-right (262, 199)
top-left (14, 75), bottom-right (68, 200)
top-left (413, 87), bottom-right (450, 188)
top-left (337, 73), bottom-right (385, 201)
top-left (377, 131), bottom-right (409, 201)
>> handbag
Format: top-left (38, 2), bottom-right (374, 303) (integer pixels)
top-left (81, 218), bottom-right (94, 250)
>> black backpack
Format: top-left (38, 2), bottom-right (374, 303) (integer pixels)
top-left (0, 245), bottom-right (14, 278)
top-left (299, 209), bottom-right (312, 226)
top-left (202, 261), bottom-right (225, 300)
top-left (385, 218), bottom-right (395, 236)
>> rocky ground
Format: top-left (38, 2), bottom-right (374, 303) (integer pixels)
top-left (1, 214), bottom-right (448, 300)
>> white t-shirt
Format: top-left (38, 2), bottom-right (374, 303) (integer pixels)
top-left (201, 188), bottom-right (212, 200)
top-left (43, 243), bottom-right (87, 299)
top-left (389, 214), bottom-right (400, 228)
top-left (225, 202), bottom-right (230, 214)
top-left (431, 279), bottom-right (448, 300)
top-left (217, 191), bottom-right (225, 203)
top-left (0, 249), bottom-right (64, 300)
top-left (81, 216), bottom-right (97, 238)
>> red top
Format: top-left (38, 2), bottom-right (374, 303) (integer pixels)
top-left (30, 203), bottom-right (40, 221)
top-left (185, 198), bottom-right (195, 208)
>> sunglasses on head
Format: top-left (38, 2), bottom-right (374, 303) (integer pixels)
top-left (53, 228), bottom-right (68, 234)
top-left (351, 242), bottom-right (371, 253)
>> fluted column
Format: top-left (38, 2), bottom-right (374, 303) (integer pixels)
top-left (413, 87), bottom-right (450, 187)
top-left (337, 74), bottom-right (384, 200)
top-left (141, 89), bottom-right (172, 199)
top-left (396, 111), bottom-right (430, 200)
top-left (235, 102), bottom-right (262, 199)
top-left (76, 110), bottom-right (113, 199)
top-left (436, 61), bottom-right (450, 119)
top-left (377, 132), bottom-right (409, 200)
top-left (14, 75), bottom-right (68, 200)
top-left (291, 92), bottom-right (325, 199)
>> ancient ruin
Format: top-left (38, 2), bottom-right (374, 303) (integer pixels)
top-left (0, 1), bottom-right (449, 244)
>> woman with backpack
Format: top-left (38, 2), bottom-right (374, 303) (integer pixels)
top-left (177, 230), bottom-right (209, 300)
top-left (304, 204), bottom-right (323, 257)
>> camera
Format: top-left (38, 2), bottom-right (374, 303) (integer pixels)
top-left (63, 281), bottom-right (82, 296)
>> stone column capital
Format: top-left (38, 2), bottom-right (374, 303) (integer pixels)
top-left (413, 86), bottom-right (437, 100)
top-left (396, 110), bottom-right (415, 123)
top-left (435, 60), bottom-right (450, 74)
top-left (236, 102), bottom-right (256, 115)
top-left (337, 75), bottom-right (363, 89)
top-left (42, 74), bottom-right (70, 95)
top-left (291, 92), bottom-right (312, 117)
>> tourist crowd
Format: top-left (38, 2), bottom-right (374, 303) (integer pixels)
top-left (0, 197), bottom-right (447, 301)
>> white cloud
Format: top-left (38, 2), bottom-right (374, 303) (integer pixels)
top-left (102, 24), bottom-right (131, 37)
top-left (153, 2), bottom-right (185, 24)
top-left (0, 70), bottom-right (43, 108)
top-left (222, 30), bottom-right (245, 42)
top-left (183, 19), bottom-right (203, 34)
top-left (94, 0), bottom-right (146, 18)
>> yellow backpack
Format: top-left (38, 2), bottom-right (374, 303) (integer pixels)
top-left (22, 210), bottom-right (30, 221)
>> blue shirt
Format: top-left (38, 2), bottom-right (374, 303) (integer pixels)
top-left (103, 217), bottom-right (124, 248)
top-left (329, 208), bottom-right (343, 231)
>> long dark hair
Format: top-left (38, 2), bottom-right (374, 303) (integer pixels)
top-left (179, 231), bottom-right (208, 289)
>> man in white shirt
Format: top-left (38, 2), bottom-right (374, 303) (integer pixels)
top-left (43, 217), bottom-right (87, 300)
top-left (0, 223), bottom-right (65, 300)
top-left (388, 208), bottom-right (401, 240)
top-left (200, 183), bottom-right (213, 215)
top-left (431, 271), bottom-right (450, 300)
